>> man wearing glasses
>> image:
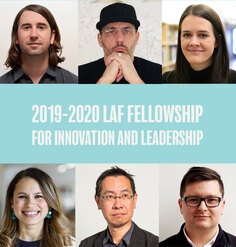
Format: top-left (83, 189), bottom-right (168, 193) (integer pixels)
top-left (160, 166), bottom-right (236, 247)
top-left (79, 166), bottom-right (159, 246)
top-left (78, 2), bottom-right (162, 84)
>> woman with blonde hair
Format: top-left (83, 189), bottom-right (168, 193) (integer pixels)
top-left (0, 167), bottom-right (75, 247)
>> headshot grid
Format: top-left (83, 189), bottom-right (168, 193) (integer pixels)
top-left (0, 0), bottom-right (236, 246)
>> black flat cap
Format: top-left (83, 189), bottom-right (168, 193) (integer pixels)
top-left (96, 2), bottom-right (140, 31)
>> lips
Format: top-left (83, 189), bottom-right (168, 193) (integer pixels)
top-left (187, 49), bottom-right (203, 53)
top-left (113, 47), bottom-right (127, 53)
top-left (28, 43), bottom-right (41, 46)
top-left (194, 215), bottom-right (209, 218)
top-left (112, 212), bottom-right (126, 217)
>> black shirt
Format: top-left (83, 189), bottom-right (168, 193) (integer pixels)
top-left (162, 66), bottom-right (236, 83)
top-left (0, 66), bottom-right (78, 84)
top-left (78, 57), bottom-right (162, 84)
top-left (160, 224), bottom-right (236, 247)
top-left (16, 239), bottom-right (41, 247)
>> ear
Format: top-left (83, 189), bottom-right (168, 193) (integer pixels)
top-left (50, 30), bottom-right (56, 45)
top-left (221, 198), bottom-right (226, 214)
top-left (133, 193), bottom-right (138, 209)
top-left (15, 36), bottom-right (19, 45)
top-left (95, 195), bottom-right (101, 210)
top-left (135, 31), bottom-right (140, 44)
top-left (178, 198), bottom-right (183, 215)
top-left (97, 33), bottom-right (103, 48)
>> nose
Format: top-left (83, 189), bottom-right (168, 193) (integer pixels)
top-left (189, 35), bottom-right (200, 46)
top-left (197, 200), bottom-right (208, 210)
top-left (115, 30), bottom-right (125, 44)
top-left (30, 26), bottom-right (38, 39)
top-left (26, 197), bottom-right (36, 205)
top-left (112, 197), bottom-right (124, 209)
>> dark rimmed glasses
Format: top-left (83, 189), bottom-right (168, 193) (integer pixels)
top-left (182, 196), bottom-right (222, 208)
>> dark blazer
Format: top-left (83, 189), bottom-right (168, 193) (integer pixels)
top-left (79, 222), bottom-right (159, 247)
top-left (160, 224), bottom-right (236, 247)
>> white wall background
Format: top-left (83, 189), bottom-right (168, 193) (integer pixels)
top-left (159, 164), bottom-right (236, 242)
top-left (0, 0), bottom-right (78, 76)
top-left (76, 164), bottom-right (159, 245)
top-left (78, 0), bottom-right (162, 65)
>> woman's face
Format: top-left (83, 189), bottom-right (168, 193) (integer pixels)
top-left (180, 15), bottom-right (217, 71)
top-left (12, 177), bottom-right (49, 232)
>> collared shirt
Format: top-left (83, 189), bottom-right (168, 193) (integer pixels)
top-left (183, 225), bottom-right (219, 247)
top-left (103, 222), bottom-right (134, 247)
top-left (0, 66), bottom-right (78, 84)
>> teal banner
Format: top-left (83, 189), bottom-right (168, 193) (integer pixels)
top-left (0, 85), bottom-right (235, 163)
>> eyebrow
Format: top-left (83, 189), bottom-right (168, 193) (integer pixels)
top-left (20, 22), bottom-right (48, 27)
top-left (105, 25), bottom-right (133, 29)
top-left (102, 189), bottom-right (131, 194)
top-left (182, 30), bottom-right (210, 33)
top-left (16, 192), bottom-right (43, 195)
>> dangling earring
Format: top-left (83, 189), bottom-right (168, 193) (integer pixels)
top-left (46, 209), bottom-right (52, 219)
top-left (11, 208), bottom-right (16, 221)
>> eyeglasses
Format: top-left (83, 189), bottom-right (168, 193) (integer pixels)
top-left (102, 27), bottom-right (136, 37)
top-left (182, 196), bottom-right (222, 208)
top-left (100, 193), bottom-right (134, 202)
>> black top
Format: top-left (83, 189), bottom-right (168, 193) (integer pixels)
top-left (162, 66), bottom-right (236, 83)
top-left (160, 224), bottom-right (236, 247)
top-left (79, 222), bottom-right (159, 247)
top-left (16, 239), bottom-right (41, 247)
top-left (0, 66), bottom-right (78, 84)
top-left (78, 57), bottom-right (162, 84)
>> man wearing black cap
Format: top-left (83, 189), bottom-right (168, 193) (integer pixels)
top-left (78, 2), bottom-right (162, 84)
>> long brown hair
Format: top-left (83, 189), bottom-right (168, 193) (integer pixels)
top-left (0, 167), bottom-right (73, 247)
top-left (175, 4), bottom-right (229, 83)
top-left (5, 4), bottom-right (65, 69)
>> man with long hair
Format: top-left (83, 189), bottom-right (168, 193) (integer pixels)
top-left (0, 4), bottom-right (77, 84)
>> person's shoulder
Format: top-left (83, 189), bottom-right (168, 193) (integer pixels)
top-left (55, 66), bottom-right (78, 84)
top-left (228, 69), bottom-right (236, 83)
top-left (159, 233), bottom-right (185, 247)
top-left (79, 58), bottom-right (104, 69)
top-left (221, 228), bottom-right (236, 245)
top-left (162, 70), bottom-right (178, 83)
top-left (134, 57), bottom-right (161, 69)
top-left (78, 58), bottom-right (105, 84)
top-left (133, 223), bottom-right (159, 245)
top-left (79, 230), bottom-right (105, 247)
top-left (159, 234), bottom-right (177, 246)
top-left (159, 224), bottom-right (186, 247)
top-left (134, 57), bottom-right (162, 84)
top-left (0, 69), bottom-right (15, 84)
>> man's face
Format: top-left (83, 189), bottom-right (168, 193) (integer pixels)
top-left (95, 175), bottom-right (137, 229)
top-left (179, 180), bottom-right (225, 233)
top-left (97, 22), bottom-right (139, 59)
top-left (16, 10), bottom-right (55, 58)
